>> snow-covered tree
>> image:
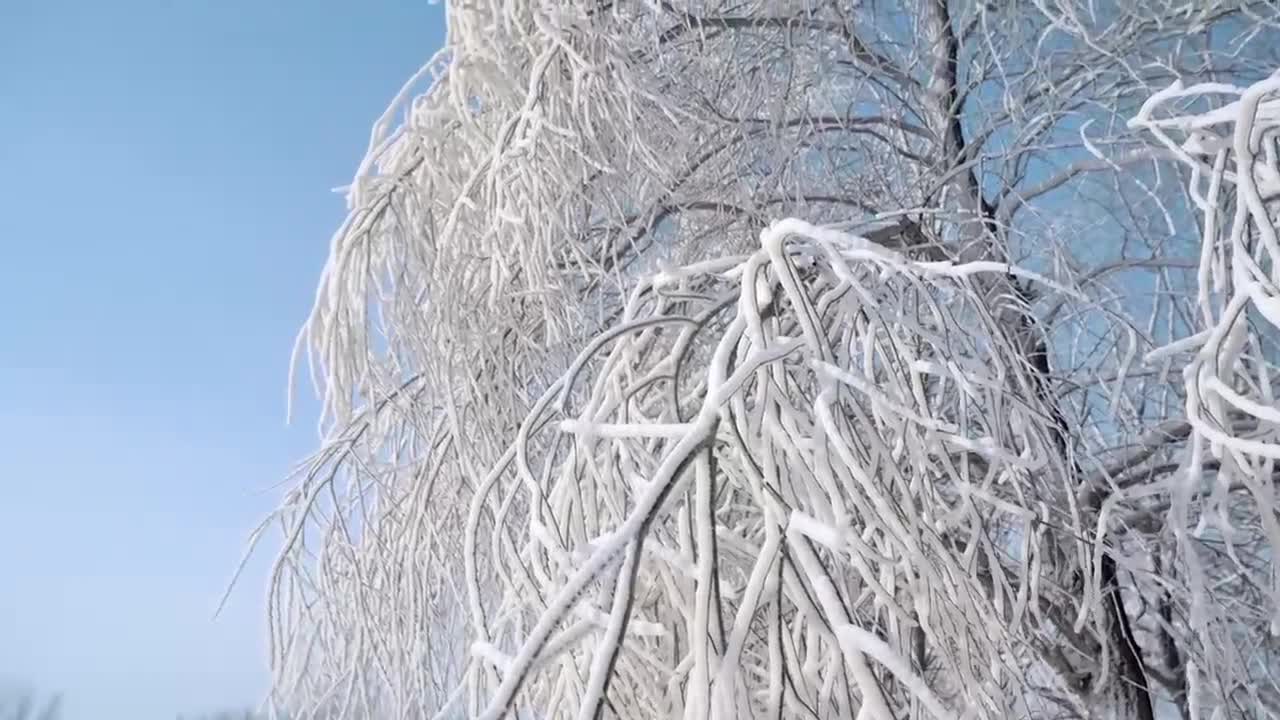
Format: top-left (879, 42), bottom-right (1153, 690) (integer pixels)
top-left (251, 2), bottom-right (1280, 718)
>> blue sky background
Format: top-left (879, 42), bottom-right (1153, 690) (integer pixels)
top-left (0, 2), bottom-right (445, 717)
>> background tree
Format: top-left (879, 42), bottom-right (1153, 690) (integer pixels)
top-left (251, 1), bottom-right (1280, 718)
top-left (0, 686), bottom-right (61, 720)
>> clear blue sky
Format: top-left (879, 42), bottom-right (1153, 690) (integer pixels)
top-left (0, 2), bottom-right (445, 717)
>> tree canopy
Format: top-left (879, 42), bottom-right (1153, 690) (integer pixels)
top-left (253, 2), bottom-right (1280, 718)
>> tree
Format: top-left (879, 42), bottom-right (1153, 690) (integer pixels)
top-left (0, 686), bottom-right (61, 720)
top-left (252, 1), bottom-right (1280, 718)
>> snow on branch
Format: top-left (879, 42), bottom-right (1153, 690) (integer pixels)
top-left (439, 218), bottom-right (1085, 719)
top-left (1130, 69), bottom-right (1280, 711)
